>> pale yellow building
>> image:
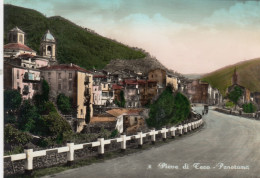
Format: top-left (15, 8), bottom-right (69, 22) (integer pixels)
top-left (166, 74), bottom-right (178, 91)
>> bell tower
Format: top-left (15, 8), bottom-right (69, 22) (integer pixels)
top-left (232, 67), bottom-right (238, 85)
top-left (40, 30), bottom-right (56, 61)
top-left (8, 27), bottom-right (25, 44)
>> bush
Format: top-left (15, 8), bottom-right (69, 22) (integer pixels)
top-left (57, 93), bottom-right (72, 114)
top-left (226, 101), bottom-right (235, 108)
top-left (4, 89), bottom-right (22, 111)
top-left (4, 124), bottom-right (32, 147)
top-left (110, 129), bottom-right (119, 138)
top-left (42, 111), bottom-right (72, 137)
top-left (146, 86), bottom-right (190, 129)
top-left (243, 103), bottom-right (256, 113)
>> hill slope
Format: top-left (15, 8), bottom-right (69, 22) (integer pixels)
top-left (4, 4), bottom-right (146, 70)
top-left (201, 58), bottom-right (260, 95)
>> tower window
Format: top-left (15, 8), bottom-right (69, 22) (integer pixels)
top-left (47, 46), bottom-right (52, 56)
top-left (19, 34), bottom-right (23, 43)
top-left (58, 73), bottom-right (61, 79)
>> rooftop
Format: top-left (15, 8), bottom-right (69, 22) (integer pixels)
top-left (9, 26), bottom-right (25, 34)
top-left (4, 43), bottom-right (35, 52)
top-left (40, 63), bottom-right (91, 73)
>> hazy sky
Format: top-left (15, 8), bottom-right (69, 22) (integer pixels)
top-left (4, 0), bottom-right (260, 74)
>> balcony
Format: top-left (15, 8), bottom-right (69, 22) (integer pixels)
top-left (23, 72), bottom-right (40, 83)
top-left (84, 76), bottom-right (90, 85)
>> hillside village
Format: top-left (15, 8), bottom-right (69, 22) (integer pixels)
top-left (4, 27), bottom-right (260, 154)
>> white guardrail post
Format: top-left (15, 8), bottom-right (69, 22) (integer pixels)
top-left (169, 126), bottom-right (176, 138)
top-left (24, 147), bottom-right (33, 175)
top-left (150, 128), bottom-right (158, 144)
top-left (184, 124), bottom-right (188, 134)
top-left (161, 127), bottom-right (168, 141)
top-left (178, 125), bottom-right (183, 136)
top-left (137, 131), bottom-right (144, 148)
top-left (120, 134), bottom-right (126, 152)
top-left (67, 142), bottom-right (74, 165)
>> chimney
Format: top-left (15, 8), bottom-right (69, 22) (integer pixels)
top-left (70, 63), bottom-right (72, 67)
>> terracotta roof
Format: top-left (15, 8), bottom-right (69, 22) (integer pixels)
top-left (124, 79), bottom-right (138, 85)
top-left (137, 80), bottom-right (146, 84)
top-left (90, 117), bottom-right (116, 123)
top-left (4, 43), bottom-right (35, 52)
top-left (40, 64), bottom-right (91, 73)
top-left (112, 84), bottom-right (123, 90)
top-left (106, 108), bottom-right (144, 117)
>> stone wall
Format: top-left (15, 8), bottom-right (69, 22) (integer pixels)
top-left (215, 108), bottom-right (260, 120)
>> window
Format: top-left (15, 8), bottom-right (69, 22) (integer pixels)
top-left (151, 74), bottom-right (153, 78)
top-left (69, 73), bottom-right (72, 79)
top-left (17, 70), bottom-right (19, 79)
top-left (48, 72), bottom-right (51, 77)
top-left (19, 34), bottom-right (23, 43)
top-left (69, 81), bottom-right (72, 91)
top-left (103, 83), bottom-right (106, 88)
top-left (58, 83), bottom-right (61, 90)
top-left (135, 117), bottom-right (138, 122)
top-left (58, 73), bottom-right (61, 79)
top-left (48, 78), bottom-right (51, 82)
top-left (17, 82), bottom-right (19, 88)
top-left (24, 64), bottom-right (26, 67)
top-left (81, 109), bottom-right (83, 115)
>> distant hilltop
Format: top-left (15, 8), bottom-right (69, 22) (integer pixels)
top-left (201, 58), bottom-right (260, 95)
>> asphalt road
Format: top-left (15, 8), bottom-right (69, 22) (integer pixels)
top-left (45, 107), bottom-right (260, 178)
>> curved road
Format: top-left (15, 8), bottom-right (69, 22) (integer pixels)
top-left (45, 107), bottom-right (260, 178)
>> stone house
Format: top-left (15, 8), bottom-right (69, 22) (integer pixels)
top-left (92, 70), bottom-right (114, 106)
top-left (138, 80), bottom-right (158, 106)
top-left (187, 79), bottom-right (209, 104)
top-left (40, 64), bottom-right (93, 123)
top-left (148, 68), bottom-right (178, 93)
top-left (207, 84), bottom-right (223, 105)
top-left (106, 108), bottom-right (146, 134)
top-left (123, 79), bottom-right (140, 108)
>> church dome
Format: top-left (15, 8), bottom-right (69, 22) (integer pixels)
top-left (42, 30), bottom-right (55, 42)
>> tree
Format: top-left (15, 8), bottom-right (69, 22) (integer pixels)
top-left (18, 100), bottom-right (40, 132)
top-left (228, 86), bottom-right (243, 107)
top-left (42, 79), bottom-right (50, 102)
top-left (57, 93), bottom-right (72, 114)
top-left (146, 86), bottom-right (190, 129)
top-left (115, 90), bottom-right (125, 107)
top-left (4, 90), bottom-right (22, 112)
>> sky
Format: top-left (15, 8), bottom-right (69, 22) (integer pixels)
top-left (4, 0), bottom-right (260, 74)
